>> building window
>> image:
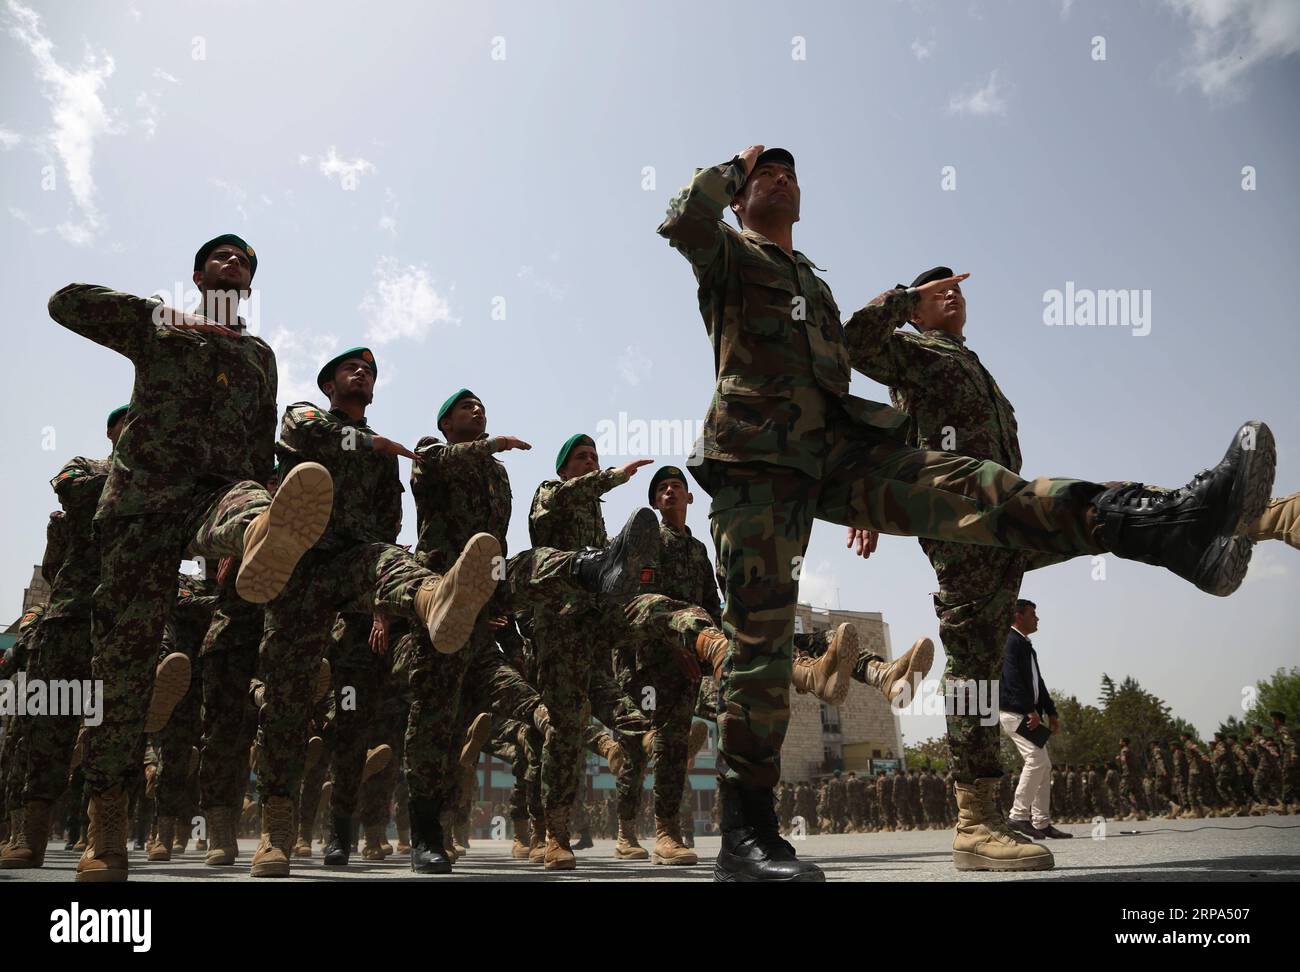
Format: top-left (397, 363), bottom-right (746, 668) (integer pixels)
top-left (820, 703), bottom-right (840, 735)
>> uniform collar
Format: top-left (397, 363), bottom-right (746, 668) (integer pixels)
top-left (739, 228), bottom-right (826, 272)
top-left (327, 406), bottom-right (372, 431)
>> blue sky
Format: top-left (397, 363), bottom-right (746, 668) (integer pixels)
top-left (2, 0), bottom-right (1297, 745)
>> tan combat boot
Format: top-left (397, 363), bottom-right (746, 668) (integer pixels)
top-left (460, 712), bottom-right (492, 767)
top-left (533, 704), bottom-right (552, 739)
top-left (75, 786), bottom-right (130, 882)
top-left (204, 806), bottom-right (238, 865)
top-left (148, 816), bottom-right (176, 861)
top-left (694, 629), bottom-right (729, 681)
top-left (396, 820), bottom-right (411, 855)
top-left (543, 807), bottom-right (576, 871)
top-left (143, 652), bottom-right (192, 733)
top-left (412, 533), bottom-right (501, 654)
top-left (362, 822), bottom-right (388, 860)
top-left (249, 796), bottom-right (295, 877)
top-left (651, 816), bottom-right (699, 866)
top-left (363, 744), bottom-right (393, 782)
top-left (614, 818), bottom-right (649, 860)
top-left (236, 461), bottom-right (334, 603)
top-left (527, 833), bottom-right (546, 863)
top-left (0, 800), bottom-right (52, 869)
top-left (952, 779), bottom-right (1054, 872)
top-left (791, 622), bottom-right (859, 705)
top-left (686, 719), bottom-right (709, 761)
top-left (641, 730), bottom-right (657, 762)
top-left (595, 733), bottom-right (626, 777)
top-left (293, 818), bottom-right (314, 857)
top-left (861, 636), bottom-right (935, 703)
top-left (511, 817), bottom-right (532, 859)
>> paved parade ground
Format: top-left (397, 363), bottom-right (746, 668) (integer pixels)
top-left (6, 814), bottom-right (1297, 883)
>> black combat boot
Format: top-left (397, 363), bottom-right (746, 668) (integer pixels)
top-left (569, 508), bottom-right (661, 597)
top-left (714, 779), bottom-right (824, 882)
top-left (322, 815), bottom-right (352, 866)
top-left (409, 797), bottom-right (452, 874)
top-left (1091, 421), bottom-right (1275, 596)
top-left (572, 827), bottom-right (594, 850)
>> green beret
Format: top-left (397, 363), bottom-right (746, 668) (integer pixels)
top-left (648, 465), bottom-right (688, 504)
top-left (106, 404), bottom-right (130, 430)
top-left (555, 433), bottom-right (594, 474)
top-left (437, 388), bottom-right (479, 430)
top-left (317, 347), bottom-right (376, 393)
top-left (194, 233), bottom-right (257, 279)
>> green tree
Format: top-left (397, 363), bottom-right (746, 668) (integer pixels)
top-left (1243, 667), bottom-right (1300, 729)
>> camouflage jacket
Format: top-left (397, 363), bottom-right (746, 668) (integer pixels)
top-left (844, 307), bottom-right (1021, 471)
top-left (1149, 750), bottom-right (1168, 778)
top-left (528, 467), bottom-right (628, 551)
top-left (1, 604), bottom-right (46, 678)
top-left (43, 456), bottom-right (111, 620)
top-left (411, 434), bottom-right (512, 574)
top-left (42, 511), bottom-right (67, 585)
top-left (276, 403), bottom-right (402, 551)
top-left (650, 522), bottom-right (722, 625)
top-left (657, 158), bottom-right (909, 487)
top-left (47, 285), bottom-right (277, 518)
top-left (1118, 746), bottom-right (1141, 781)
top-left (1170, 747), bottom-right (1186, 778)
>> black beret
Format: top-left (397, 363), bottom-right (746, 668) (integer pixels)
top-left (317, 347), bottom-right (376, 393)
top-left (647, 465), bottom-right (688, 504)
top-left (897, 266), bottom-right (954, 291)
top-left (752, 148), bottom-right (795, 174)
top-left (194, 234), bottom-right (257, 279)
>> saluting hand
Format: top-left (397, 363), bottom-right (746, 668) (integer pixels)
top-left (846, 527), bottom-right (879, 559)
top-left (738, 145), bottom-right (765, 178)
top-left (621, 458), bottom-right (654, 479)
top-left (912, 272), bottom-right (971, 296)
top-left (369, 613), bottom-right (390, 655)
top-left (493, 435), bottom-right (532, 453)
top-left (372, 435), bottom-right (417, 460)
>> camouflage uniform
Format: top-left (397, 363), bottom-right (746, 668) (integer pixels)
top-left (49, 284), bottom-right (278, 793)
top-left (325, 613), bottom-right (391, 821)
top-left (1184, 744), bottom-right (1204, 812)
top-left (255, 403), bottom-right (445, 801)
top-left (877, 773), bottom-right (896, 830)
top-left (2, 605), bottom-right (48, 826)
top-left (153, 573), bottom-right (218, 826)
top-left (17, 457), bottom-right (109, 807)
top-left (1170, 746), bottom-right (1187, 808)
top-left (1117, 744), bottom-right (1144, 816)
top-left (659, 160), bottom-right (1113, 789)
top-left (1149, 749), bottom-right (1172, 814)
top-left (794, 781), bottom-right (816, 833)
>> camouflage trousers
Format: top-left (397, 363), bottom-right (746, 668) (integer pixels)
top-left (2, 714), bottom-right (30, 824)
top-left (1118, 775), bottom-right (1145, 815)
top-left (488, 720), bottom-right (532, 822)
top-left (15, 616), bottom-right (92, 805)
top-left (327, 617), bottom-right (390, 820)
top-left (154, 655), bottom-right (201, 821)
top-left (256, 541), bottom-right (437, 801)
top-left (404, 613), bottom-right (542, 805)
top-left (359, 686), bottom-right (407, 830)
top-left (83, 482), bottom-right (270, 792)
top-left (197, 604), bottom-right (260, 812)
top-left (704, 441), bottom-right (1106, 788)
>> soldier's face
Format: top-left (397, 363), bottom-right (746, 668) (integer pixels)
top-left (654, 479), bottom-right (690, 513)
top-left (444, 398), bottom-right (486, 441)
top-left (560, 444), bottom-right (599, 479)
top-left (327, 359), bottom-right (376, 406)
top-left (913, 281), bottom-right (966, 333)
top-left (196, 245), bottom-right (253, 293)
top-left (732, 163), bottom-right (800, 228)
top-left (107, 417), bottom-right (125, 446)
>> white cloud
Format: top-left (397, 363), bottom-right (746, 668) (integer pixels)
top-left (316, 146), bottom-right (375, 189)
top-left (1060, 0), bottom-right (1075, 18)
top-left (616, 344), bottom-right (652, 387)
top-left (910, 38), bottom-right (933, 60)
top-left (516, 264), bottom-right (567, 301)
top-left (378, 187), bottom-right (398, 235)
top-left (0, 127), bottom-right (20, 148)
top-left (1166, 0), bottom-right (1300, 98)
top-left (5, 0), bottom-right (120, 245)
top-left (10, 205), bottom-right (49, 234)
top-left (796, 559), bottom-right (840, 610)
top-left (1242, 546), bottom-right (1290, 585)
top-left (127, 2), bottom-right (142, 22)
top-left (152, 67), bottom-right (180, 85)
top-left (136, 90), bottom-right (160, 139)
top-left (210, 178), bottom-right (249, 221)
top-left (266, 327), bottom-right (340, 407)
top-left (359, 257), bottom-right (456, 344)
top-left (948, 68), bottom-right (1010, 116)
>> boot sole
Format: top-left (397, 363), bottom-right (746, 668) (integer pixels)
top-left (75, 867), bottom-right (128, 882)
top-left (651, 852), bottom-right (699, 865)
top-left (543, 859), bottom-right (577, 870)
top-left (250, 861), bottom-right (291, 877)
top-left (601, 508), bottom-right (662, 596)
top-left (1227, 421), bottom-right (1276, 536)
top-left (363, 743), bottom-right (393, 781)
top-left (614, 848), bottom-right (649, 860)
top-left (237, 462), bottom-right (334, 604)
top-left (143, 653), bottom-right (192, 733)
top-left (0, 856), bottom-right (45, 868)
top-left (953, 850), bottom-right (1054, 871)
top-left (712, 864), bottom-right (825, 882)
top-left (1194, 535), bottom-right (1253, 597)
top-left (824, 623), bottom-right (859, 705)
top-left (411, 862), bottom-right (453, 874)
top-left (888, 637), bottom-right (935, 703)
top-left (428, 533), bottom-right (501, 654)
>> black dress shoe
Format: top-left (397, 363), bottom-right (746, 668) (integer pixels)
top-left (1091, 421), bottom-right (1275, 595)
top-left (409, 796), bottom-right (452, 874)
top-left (713, 780), bottom-right (824, 883)
top-left (323, 815), bottom-right (352, 865)
top-left (1039, 824), bottom-right (1073, 839)
top-left (1006, 817), bottom-right (1046, 839)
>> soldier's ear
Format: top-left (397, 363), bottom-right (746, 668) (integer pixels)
top-left (686, 490), bottom-right (694, 507)
top-left (192, 270), bottom-right (203, 288)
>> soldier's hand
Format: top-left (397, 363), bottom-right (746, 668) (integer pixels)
top-left (487, 615), bottom-right (509, 631)
top-left (1027, 712), bottom-right (1041, 730)
top-left (913, 272), bottom-right (970, 296)
top-left (372, 435), bottom-right (418, 460)
top-left (846, 527), bottom-right (879, 559)
top-left (369, 614), bottom-right (390, 655)
top-left (493, 435), bottom-right (532, 453)
top-left (621, 458), bottom-right (654, 479)
top-left (216, 556), bottom-right (234, 585)
top-left (738, 145), bottom-right (765, 177)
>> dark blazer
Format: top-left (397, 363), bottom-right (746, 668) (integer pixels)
top-left (1000, 628), bottom-right (1056, 719)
